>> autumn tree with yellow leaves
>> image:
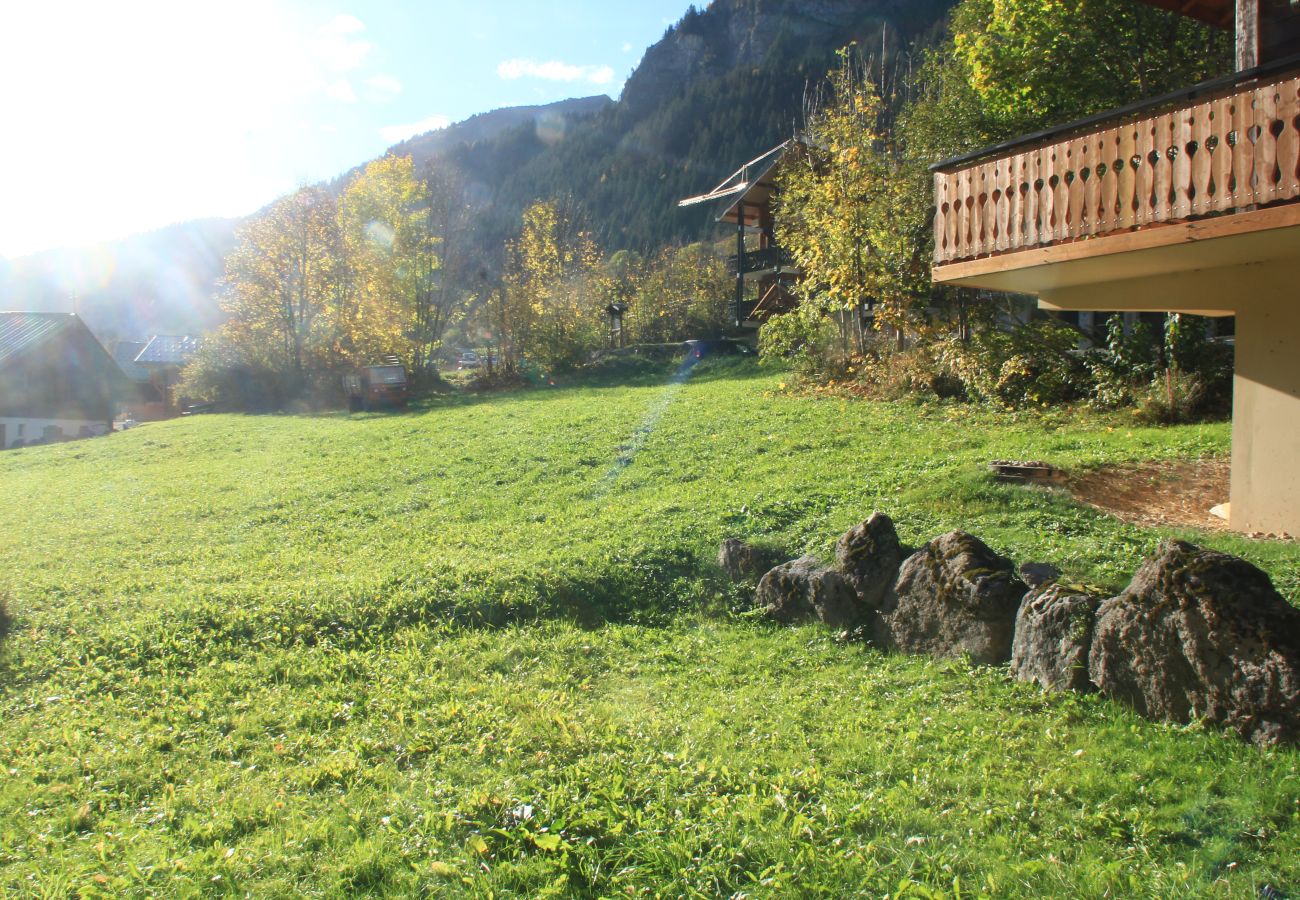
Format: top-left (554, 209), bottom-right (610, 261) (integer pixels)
top-left (187, 156), bottom-right (460, 405)
top-left (498, 198), bottom-right (604, 371)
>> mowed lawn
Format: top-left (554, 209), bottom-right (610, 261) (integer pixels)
top-left (1, 361), bottom-right (1297, 897)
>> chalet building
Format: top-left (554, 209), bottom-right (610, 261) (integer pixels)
top-left (133, 334), bottom-right (200, 417)
top-left (680, 141), bottom-right (804, 330)
top-left (0, 312), bottom-right (127, 449)
top-left (930, 0), bottom-right (1300, 534)
top-left (110, 340), bottom-right (168, 421)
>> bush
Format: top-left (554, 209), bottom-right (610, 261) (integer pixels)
top-left (856, 345), bottom-right (963, 401)
top-left (758, 312), bottom-right (843, 378)
top-left (935, 318), bottom-right (1089, 407)
top-left (1088, 315), bottom-right (1232, 420)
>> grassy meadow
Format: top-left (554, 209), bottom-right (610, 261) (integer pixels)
top-left (0, 359), bottom-right (1297, 897)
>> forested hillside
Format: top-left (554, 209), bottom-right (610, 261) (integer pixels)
top-left (446, 0), bottom-right (956, 253)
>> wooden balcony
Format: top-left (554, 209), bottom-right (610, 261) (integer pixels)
top-left (931, 58), bottom-right (1300, 289)
top-left (727, 245), bottom-right (799, 278)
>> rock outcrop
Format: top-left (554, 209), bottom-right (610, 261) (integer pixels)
top-left (1011, 584), bottom-right (1101, 692)
top-left (883, 531), bottom-right (1028, 664)
top-left (757, 556), bottom-right (863, 629)
top-left (835, 512), bottom-right (904, 609)
top-left (1089, 540), bottom-right (1300, 746)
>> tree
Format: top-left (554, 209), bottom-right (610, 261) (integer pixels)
top-left (500, 198), bottom-right (603, 371)
top-left (338, 155), bottom-right (436, 368)
top-left (774, 49), bottom-right (915, 357)
top-left (218, 185), bottom-right (344, 380)
top-left (623, 243), bottom-right (731, 345)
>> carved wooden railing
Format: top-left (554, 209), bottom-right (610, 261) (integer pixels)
top-left (933, 63), bottom-right (1300, 266)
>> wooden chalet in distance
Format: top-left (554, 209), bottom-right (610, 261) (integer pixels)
top-left (0, 312), bottom-right (128, 449)
top-left (930, 0), bottom-right (1300, 534)
top-left (679, 141), bottom-right (804, 330)
top-left (132, 334), bottom-right (200, 417)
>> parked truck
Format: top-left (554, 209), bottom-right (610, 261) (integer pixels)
top-left (344, 363), bottom-right (410, 411)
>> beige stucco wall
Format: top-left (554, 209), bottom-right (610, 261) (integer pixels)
top-left (0, 417), bottom-right (111, 449)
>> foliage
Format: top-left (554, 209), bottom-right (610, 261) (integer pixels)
top-left (757, 308), bottom-right (844, 378)
top-left (936, 317), bottom-right (1089, 406)
top-left (216, 185), bottom-right (346, 378)
top-left (194, 158), bottom-right (462, 409)
top-left (610, 243), bottom-right (733, 345)
top-left (498, 198), bottom-right (604, 372)
top-left (338, 156), bottom-right (437, 369)
top-left (1, 366), bottom-right (1298, 894)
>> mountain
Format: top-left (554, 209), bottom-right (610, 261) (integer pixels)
top-left (0, 0), bottom-right (958, 344)
top-left (0, 218), bottom-right (237, 344)
top-left (388, 96), bottom-right (614, 169)
top-left (0, 98), bottom-right (613, 344)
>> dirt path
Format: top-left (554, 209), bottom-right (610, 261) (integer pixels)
top-left (1066, 457), bottom-right (1230, 531)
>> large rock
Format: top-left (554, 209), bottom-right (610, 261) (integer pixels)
top-left (883, 531), bottom-right (1028, 664)
top-left (1011, 584), bottom-right (1101, 692)
top-left (1089, 540), bottom-right (1300, 746)
top-left (717, 538), bottom-right (772, 582)
top-left (835, 512), bottom-right (904, 609)
top-left (757, 556), bottom-right (864, 629)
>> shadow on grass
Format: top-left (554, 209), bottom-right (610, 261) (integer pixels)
top-left (82, 546), bottom-right (770, 673)
top-left (192, 357), bottom-right (780, 424)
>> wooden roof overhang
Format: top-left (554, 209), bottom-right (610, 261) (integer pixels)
top-left (678, 141), bottom-right (799, 228)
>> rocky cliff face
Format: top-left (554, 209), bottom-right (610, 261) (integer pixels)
top-left (621, 0), bottom-right (952, 113)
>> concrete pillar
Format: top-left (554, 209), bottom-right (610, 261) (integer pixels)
top-left (1230, 286), bottom-right (1300, 534)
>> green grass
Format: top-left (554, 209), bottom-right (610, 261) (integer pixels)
top-left (1, 360), bottom-right (1297, 897)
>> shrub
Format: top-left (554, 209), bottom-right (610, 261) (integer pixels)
top-left (935, 318), bottom-right (1088, 407)
top-left (758, 312), bottom-right (843, 378)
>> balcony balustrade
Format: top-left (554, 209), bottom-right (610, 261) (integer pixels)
top-left (932, 61), bottom-right (1300, 267)
top-left (728, 245), bottom-right (798, 275)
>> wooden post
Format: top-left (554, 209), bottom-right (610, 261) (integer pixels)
top-left (735, 201), bottom-right (746, 328)
top-left (1236, 0), bottom-right (1259, 70)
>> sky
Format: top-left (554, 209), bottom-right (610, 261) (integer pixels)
top-left (0, 0), bottom-right (696, 259)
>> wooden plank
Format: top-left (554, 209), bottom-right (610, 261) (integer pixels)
top-left (1230, 91), bottom-right (1252, 204)
top-left (1099, 130), bottom-right (1120, 231)
top-left (1253, 83), bottom-right (1278, 203)
top-left (1278, 75), bottom-right (1300, 199)
top-left (1117, 123), bottom-right (1138, 229)
top-left (1237, 0), bottom-right (1260, 71)
top-left (1008, 153), bottom-right (1027, 251)
top-left (1172, 106), bottom-right (1194, 217)
top-left (1206, 94), bottom-right (1227, 211)
top-left (994, 160), bottom-right (1010, 251)
top-left (933, 172), bottom-right (949, 263)
top-left (1188, 98), bottom-right (1213, 214)
top-left (978, 161), bottom-right (996, 256)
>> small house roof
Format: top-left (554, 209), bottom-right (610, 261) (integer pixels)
top-left (110, 340), bottom-right (152, 383)
top-left (135, 334), bottom-right (200, 366)
top-left (0, 312), bottom-right (76, 366)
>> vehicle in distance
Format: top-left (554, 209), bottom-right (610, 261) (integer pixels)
top-left (344, 364), bottom-right (410, 411)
